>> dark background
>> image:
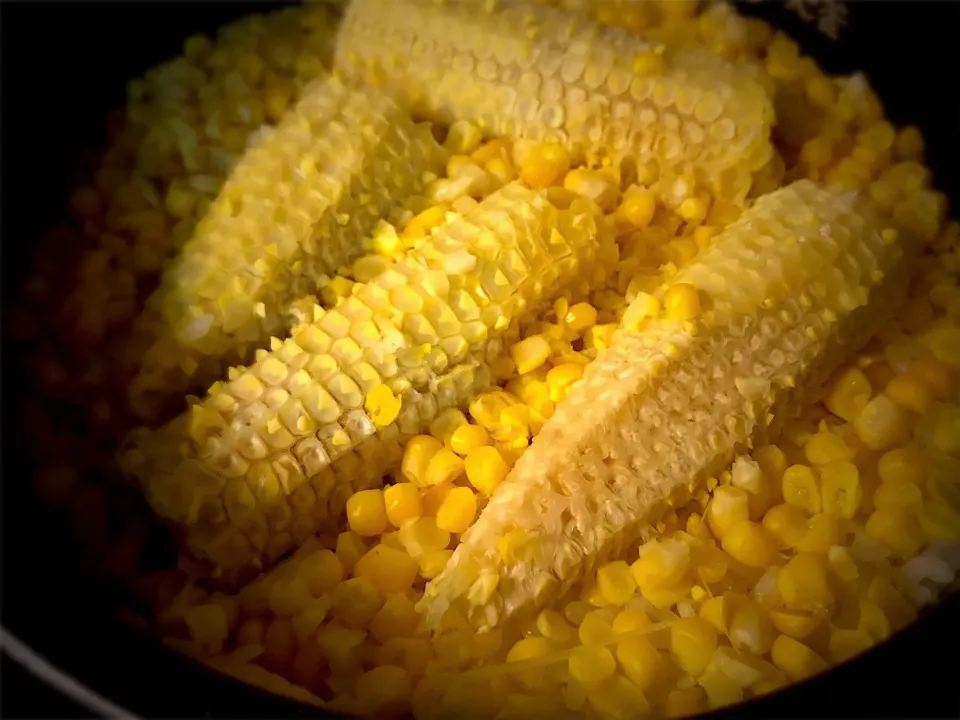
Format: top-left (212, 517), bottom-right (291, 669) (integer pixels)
top-left (1, 1), bottom-right (959, 718)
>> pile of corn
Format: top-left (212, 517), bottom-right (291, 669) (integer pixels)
top-left (11, 0), bottom-right (960, 719)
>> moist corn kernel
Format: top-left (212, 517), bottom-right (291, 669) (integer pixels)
top-left (729, 601), bottom-right (776, 655)
top-left (778, 553), bottom-right (833, 613)
top-left (519, 143), bottom-right (571, 189)
top-left (401, 435), bottom-right (444, 486)
top-left (383, 483), bottom-right (422, 528)
top-left (763, 503), bottom-right (809, 549)
top-left (782, 464), bottom-right (822, 515)
top-left (854, 395), bottom-right (908, 450)
top-left (824, 367), bottom-right (873, 421)
top-left (353, 544), bottom-right (418, 595)
top-left (721, 520), bottom-right (776, 567)
top-left (511, 335), bottom-right (552, 374)
top-left (865, 507), bottom-right (925, 557)
top-left (579, 610), bottom-right (616, 645)
top-left (663, 283), bottom-right (701, 321)
top-left (884, 374), bottom-right (932, 414)
top-left (435, 486), bottom-right (477, 534)
top-left (347, 489), bottom-right (389, 536)
top-left (425, 448), bottom-right (466, 487)
top-left (819, 461), bottom-right (862, 519)
top-left (569, 644), bottom-right (617, 689)
top-left (706, 486), bottom-right (750, 538)
top-left (565, 302), bottom-right (598, 331)
top-left (597, 560), bottom-right (638, 606)
top-left (616, 635), bottom-right (661, 690)
top-left (670, 617), bottom-right (718, 676)
top-left (449, 424), bottom-right (490, 457)
top-left (771, 635), bottom-right (828, 681)
top-left (464, 445), bottom-right (510, 496)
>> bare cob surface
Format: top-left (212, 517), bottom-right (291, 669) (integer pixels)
top-left (121, 181), bottom-right (613, 574)
top-left (420, 180), bottom-right (914, 632)
top-left (127, 76), bottom-right (448, 424)
top-left (335, 0), bottom-right (775, 209)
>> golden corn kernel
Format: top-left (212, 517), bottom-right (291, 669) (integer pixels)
top-left (706, 486), bottom-right (750, 538)
top-left (569, 644), bottom-right (617, 689)
top-left (435, 486), bottom-right (478, 534)
top-left (336, 531), bottom-right (367, 575)
top-left (403, 203), bottom-right (449, 240)
top-left (464, 445), bottom-right (510, 496)
top-left (670, 617), bottom-right (718, 676)
top-left (778, 553), bottom-right (833, 613)
top-left (401, 435), bottom-right (444, 486)
top-left (769, 609), bottom-right (821, 640)
top-left (678, 197), bottom-right (708, 224)
top-left (384, 483), bottom-right (422, 528)
top-left (853, 395), bottom-right (908, 451)
top-left (804, 430), bottom-right (854, 466)
top-left (449, 424), bottom-right (490, 457)
top-left (782, 464), bottom-right (821, 515)
top-left (563, 168), bottom-right (618, 212)
top-left (631, 538), bottom-right (691, 589)
top-left (663, 283), bottom-right (701, 321)
top-left (300, 549), bottom-right (344, 596)
top-left (506, 636), bottom-right (555, 663)
top-left (519, 143), bottom-right (571, 190)
top-left (796, 513), bottom-right (842, 554)
top-left (876, 446), bottom-right (924, 488)
top-left (884, 374), bottom-right (932, 414)
top-left (565, 302), bottom-right (598, 332)
top-left (429, 408), bottom-right (469, 445)
top-left (616, 634), bottom-right (661, 691)
top-left (824, 367), bottom-right (873, 421)
top-left (721, 520), bottom-right (776, 567)
top-left (865, 507), bottom-right (925, 557)
top-left (819, 461), bottom-right (862, 519)
top-left (579, 610), bottom-right (616, 646)
top-left (665, 687), bottom-right (707, 719)
top-left (729, 601), bottom-right (776, 656)
top-left (622, 292), bottom-right (661, 332)
top-left (354, 544), bottom-right (419, 595)
top-left (419, 548), bottom-right (453, 579)
top-left (425, 448), bottom-right (466, 487)
top-left (398, 516), bottom-right (450, 558)
top-left (347, 489), bottom-right (389, 536)
top-left (596, 560), bottom-right (638, 606)
top-left (771, 635), bottom-right (828, 681)
top-left (511, 335), bottom-right (552, 375)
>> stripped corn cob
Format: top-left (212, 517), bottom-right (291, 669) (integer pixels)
top-left (420, 180), bottom-right (914, 632)
top-left (120, 182), bottom-right (613, 573)
top-left (127, 76), bottom-right (447, 423)
top-left (335, 0), bottom-right (774, 207)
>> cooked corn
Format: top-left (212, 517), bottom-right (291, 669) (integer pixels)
top-left (421, 180), bottom-right (910, 631)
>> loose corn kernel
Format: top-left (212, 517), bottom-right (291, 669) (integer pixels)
top-left (616, 635), bottom-right (661, 690)
top-left (769, 610), bottom-right (821, 640)
top-left (819, 461), bottom-right (862, 519)
top-left (907, 356), bottom-right (955, 398)
top-left (421, 481), bottom-right (453, 517)
top-left (507, 636), bottom-right (555, 663)
top-left (721, 520), bottom-right (776, 567)
top-left (923, 326), bottom-right (960, 370)
top-left (827, 545), bottom-right (859, 582)
top-left (619, 186), bottom-right (657, 228)
top-left (354, 544), bottom-right (418, 595)
top-left (369, 594), bottom-right (420, 644)
top-left (398, 516), bottom-right (450, 558)
top-left (300, 549), bottom-right (344, 596)
top-left (336, 531), bottom-right (367, 575)
top-left (771, 635), bottom-right (828, 681)
top-left (865, 507), bottom-right (925, 557)
top-left (706, 486), bottom-right (750, 538)
top-left (872, 479), bottom-right (922, 509)
top-left (804, 430), bottom-right (854, 465)
top-left (464, 445), bottom-right (510, 496)
top-left (384, 483), bottom-right (422, 528)
top-left (546, 363), bottom-right (585, 402)
top-left (449, 424), bottom-right (490, 457)
top-left (355, 665), bottom-right (413, 716)
top-left (332, 577), bottom-right (382, 629)
top-left (729, 601), bottom-right (776, 655)
top-left (579, 610), bottom-right (616, 645)
top-left (563, 168), bottom-right (617, 212)
top-left (778, 553), bottom-right (833, 613)
top-left (853, 395), bottom-right (908, 450)
top-left (347, 489), bottom-right (389, 536)
top-left (884, 374), bottom-right (931, 414)
top-left (536, 609), bottom-right (575, 644)
top-left (435, 486), bottom-right (477, 534)
top-left (445, 119), bottom-right (483, 155)
top-left (511, 335), bottom-right (552, 374)
top-left (828, 628), bottom-right (874, 664)
top-left (631, 538), bottom-right (691, 588)
top-left (699, 666), bottom-right (743, 710)
top-left (401, 436), bottom-right (444, 486)
top-left (754, 445), bottom-right (788, 485)
top-left (569, 644), bottom-right (617, 689)
top-left (858, 600), bottom-right (892, 642)
top-left (665, 687), bottom-right (707, 719)
top-left (429, 408), bottom-right (469, 445)
top-left (596, 560), bottom-right (638, 606)
top-left (670, 617), bottom-right (718, 676)
top-left (403, 203), bottom-right (449, 240)
top-left (565, 302), bottom-right (598, 332)
top-left (612, 607), bottom-right (652, 635)
top-left (519, 143), bottom-right (571, 189)
top-left (678, 197), bottom-right (708, 224)
top-left (782, 464), bottom-right (821, 515)
top-left (796, 514), bottom-right (842, 554)
top-left (425, 448), bottom-right (466, 486)
top-left (365, 383), bottom-right (402, 427)
top-left (824, 367), bottom-right (873, 421)
top-left (418, 548), bottom-right (453, 579)
top-left (663, 283), bottom-right (701, 321)
top-left (698, 596), bottom-right (730, 634)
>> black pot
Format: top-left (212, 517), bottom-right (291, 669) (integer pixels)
top-left (1, 2), bottom-right (958, 718)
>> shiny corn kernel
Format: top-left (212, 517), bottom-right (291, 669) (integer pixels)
top-left (663, 283), bottom-right (701, 321)
top-left (907, 356), bottom-right (955, 398)
top-left (579, 610), bottom-right (616, 645)
top-left (519, 143), bottom-right (571, 189)
top-left (597, 561), bottom-right (638, 606)
top-left (336, 531), bottom-right (366, 575)
top-left (804, 430), bottom-right (854, 465)
top-left (347, 489), bottom-right (388, 536)
top-left (828, 628), bottom-right (874, 664)
top-left (425, 448), bottom-right (466, 487)
top-left (511, 335), bottom-right (552, 374)
top-left (398, 516), bottom-right (450, 558)
top-left (699, 666), bottom-right (743, 710)
top-left (769, 609), bottom-right (821, 640)
top-left (536, 609), bottom-right (575, 644)
top-left (384, 483), bottom-right (422, 528)
top-left (631, 538), bottom-right (691, 588)
top-left (507, 636), bottom-right (555, 663)
top-left (619, 186), bottom-right (656, 228)
top-left (617, 635), bottom-right (662, 691)
top-left (589, 675), bottom-right (651, 720)
top-left (771, 635), bottom-right (828, 681)
top-left (854, 395), bottom-right (907, 450)
top-left (820, 461), bottom-right (862, 519)
top-left (612, 607), bottom-right (652, 635)
top-left (622, 292), bottom-right (661, 332)
top-left (464, 445), bottom-right (510, 496)
top-left (546, 363), bottom-right (585, 402)
top-left (665, 687), bottom-right (707, 719)
top-left (825, 367), bottom-right (873, 421)
top-left (865, 508), bottom-right (925, 557)
top-left (435, 486), bottom-right (477, 534)
top-left (698, 596), bottom-right (730, 634)
top-left (778, 553), bottom-right (833, 613)
top-left (300, 549), bottom-right (344, 596)
top-left (401, 435), bottom-right (444, 486)
top-left (729, 601), bottom-right (776, 656)
top-left (706, 486), bottom-right (750, 538)
top-left (782, 464), bottom-right (821, 515)
top-left (354, 544), bottom-right (418, 595)
top-left (418, 548), bottom-right (453, 579)
top-left (569, 644), bottom-right (617, 689)
top-left (670, 618), bottom-right (718, 676)
top-left (827, 545), bottom-right (859, 582)
top-left (754, 445), bottom-right (788, 484)
top-left (872, 478), bottom-right (922, 509)
top-left (403, 203), bottom-right (449, 240)
top-left (332, 577), bottom-right (382, 629)
top-left (563, 168), bottom-right (618, 212)
top-left (429, 408), bottom-right (469, 444)
top-left (884, 374), bottom-right (932, 414)
top-left (370, 594), bottom-right (419, 643)
top-left (678, 197), bottom-right (708, 224)
top-left (722, 521), bottom-right (777, 567)
top-left (796, 513), bottom-right (842, 554)
top-left (565, 302), bottom-right (598, 332)
top-left (449, 424), bottom-right (490, 457)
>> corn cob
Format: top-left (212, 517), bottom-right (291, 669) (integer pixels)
top-left (335, 0), bottom-right (774, 207)
top-left (420, 180), bottom-right (914, 632)
top-left (127, 76), bottom-right (447, 424)
top-left (120, 181), bottom-right (614, 573)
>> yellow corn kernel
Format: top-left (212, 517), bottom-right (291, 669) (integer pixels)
top-left (678, 197), bottom-right (708, 224)
top-left (782, 464), bottom-right (821, 515)
top-left (706, 486), bottom-right (750, 538)
top-left (778, 553), bottom-right (833, 613)
top-left (612, 607), bottom-right (652, 636)
top-left (506, 636), bottom-right (555, 663)
top-left (401, 435), bottom-right (444, 486)
top-left (569, 644), bottom-right (617, 689)
top-left (858, 600), bottom-right (892, 643)
top-left (464, 445), bottom-right (510, 496)
top-left (384, 483), bottom-right (422, 528)
top-left (449, 424), bottom-right (490, 457)
top-left (563, 168), bottom-right (617, 213)
top-left (824, 367), bottom-right (873, 421)
top-left (620, 186), bottom-right (657, 228)
top-left (347, 489), bottom-right (389, 536)
top-left (828, 628), bottom-right (874, 664)
top-left (435, 486), bottom-right (477, 534)
top-left (429, 408), bottom-right (469, 445)
top-left (804, 430), bottom-right (854, 465)
top-left (721, 520), bottom-right (776, 568)
top-left (631, 538), bottom-right (691, 588)
top-left (753, 445), bottom-right (788, 485)
top-left (719, 610), bottom-right (771, 671)
top-left (771, 635), bottom-right (828, 681)
top-left (796, 514), bottom-right (842, 554)
top-left (418, 548), bottom-right (453, 580)
top-left (425, 448), bottom-right (466, 487)
top-left (819, 461), bottom-right (862, 519)
top-left (420, 481), bottom-right (452, 517)
top-left (853, 395), bottom-right (907, 450)
top-left (299, 549), bottom-right (344, 596)
top-left (355, 665), bottom-right (413, 716)
top-left (403, 203), bottom-right (449, 240)
top-left (699, 666), bottom-right (743, 710)
top-left (546, 364), bottom-right (585, 403)
top-left (398, 516), bottom-right (450, 558)
top-left (370, 594), bottom-right (420, 643)
top-left (519, 143), bottom-right (571, 189)
top-left (663, 283), bottom-right (701, 321)
top-left (336, 531), bottom-right (367, 575)
top-left (884, 374), bottom-right (931, 414)
top-left (769, 609), bottom-right (821, 640)
top-left (579, 610), bottom-right (616, 645)
top-left (354, 544), bottom-right (419, 595)
top-left (535, 609), bottom-right (575, 644)
top-left (670, 617), bottom-right (718, 676)
top-left (332, 577), bottom-right (383, 629)
top-left (865, 507), bottom-right (925, 557)
top-left (588, 675), bottom-right (651, 720)
top-left (907, 356), bottom-right (955, 398)
top-left (596, 560), bottom-right (638, 606)
top-left (665, 687), bottom-right (707, 719)
top-left (698, 596), bottom-right (730, 634)
top-left (565, 302), bottom-right (598, 332)
top-left (511, 335), bottom-right (552, 375)
top-left (827, 545), bottom-right (859, 582)
top-left (934, 405), bottom-right (960, 454)
top-left (872, 479), bottom-right (922, 509)
top-left (923, 325), bottom-right (960, 370)
top-left (365, 383), bottom-right (402, 427)
top-left (616, 635), bottom-right (661, 690)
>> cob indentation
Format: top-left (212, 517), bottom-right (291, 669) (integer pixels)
top-left (335, 0), bottom-right (775, 208)
top-left (127, 76), bottom-right (448, 424)
top-left (120, 181), bottom-right (614, 573)
top-left (420, 180), bottom-right (914, 632)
